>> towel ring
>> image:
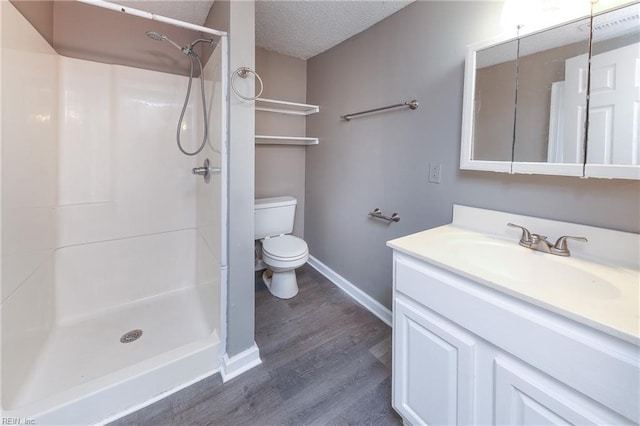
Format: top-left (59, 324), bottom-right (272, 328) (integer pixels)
top-left (231, 67), bottom-right (264, 101)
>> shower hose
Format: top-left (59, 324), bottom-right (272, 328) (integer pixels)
top-left (177, 51), bottom-right (208, 156)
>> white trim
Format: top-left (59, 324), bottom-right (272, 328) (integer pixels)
top-left (220, 35), bottom-right (229, 268)
top-left (96, 368), bottom-right (218, 425)
top-left (460, 37), bottom-right (513, 174)
top-left (218, 34), bottom-right (229, 363)
top-left (511, 162), bottom-right (583, 176)
top-left (220, 343), bottom-right (262, 382)
top-left (585, 164), bottom-right (640, 180)
top-left (307, 255), bottom-right (392, 327)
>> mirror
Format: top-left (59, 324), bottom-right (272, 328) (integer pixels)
top-left (473, 40), bottom-right (518, 163)
top-left (513, 17), bottom-right (591, 169)
top-left (586, 2), bottom-right (640, 179)
top-left (460, 3), bottom-right (640, 180)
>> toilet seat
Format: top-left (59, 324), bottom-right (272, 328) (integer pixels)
top-left (262, 235), bottom-right (308, 261)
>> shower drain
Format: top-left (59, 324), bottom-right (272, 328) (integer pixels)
top-left (120, 329), bottom-right (143, 343)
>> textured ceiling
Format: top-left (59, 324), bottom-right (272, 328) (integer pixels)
top-left (255, 0), bottom-right (415, 59)
top-left (112, 0), bottom-right (415, 60)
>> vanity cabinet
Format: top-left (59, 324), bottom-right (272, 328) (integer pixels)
top-left (391, 253), bottom-right (639, 426)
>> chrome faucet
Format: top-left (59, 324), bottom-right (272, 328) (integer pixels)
top-left (507, 223), bottom-right (587, 257)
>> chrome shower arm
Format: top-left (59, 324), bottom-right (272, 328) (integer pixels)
top-left (185, 38), bottom-right (216, 54)
top-left (188, 38), bottom-right (216, 47)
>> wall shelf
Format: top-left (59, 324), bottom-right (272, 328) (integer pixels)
top-left (255, 98), bottom-right (319, 115)
top-left (255, 135), bottom-right (319, 145)
top-left (255, 97), bottom-right (319, 145)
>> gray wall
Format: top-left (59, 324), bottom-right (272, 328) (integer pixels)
top-left (205, 0), bottom-right (256, 358)
top-left (305, 1), bottom-right (640, 309)
top-left (474, 56), bottom-right (516, 161)
top-left (255, 48), bottom-right (307, 238)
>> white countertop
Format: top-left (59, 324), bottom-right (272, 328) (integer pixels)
top-left (387, 205), bottom-right (640, 345)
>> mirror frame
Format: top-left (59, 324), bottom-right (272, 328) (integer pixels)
top-left (460, 8), bottom-right (640, 180)
top-left (460, 35), bottom-right (513, 174)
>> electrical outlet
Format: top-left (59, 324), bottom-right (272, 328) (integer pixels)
top-left (429, 162), bottom-right (441, 184)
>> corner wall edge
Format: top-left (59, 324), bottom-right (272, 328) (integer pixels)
top-left (220, 342), bottom-right (262, 383)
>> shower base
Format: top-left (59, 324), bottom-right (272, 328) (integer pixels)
top-left (3, 286), bottom-right (220, 424)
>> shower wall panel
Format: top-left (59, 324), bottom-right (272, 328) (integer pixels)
top-left (2, 0), bottom-right (225, 415)
top-left (196, 43), bottom-right (225, 334)
top-left (55, 230), bottom-right (197, 322)
top-left (1, 1), bottom-right (58, 409)
top-left (57, 56), bottom-right (198, 247)
top-left (55, 56), bottom-right (201, 318)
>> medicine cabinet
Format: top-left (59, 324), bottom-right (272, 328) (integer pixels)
top-left (460, 2), bottom-right (640, 179)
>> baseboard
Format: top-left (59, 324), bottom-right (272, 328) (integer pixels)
top-left (97, 368), bottom-right (218, 425)
top-left (220, 342), bottom-right (262, 382)
top-left (307, 255), bottom-right (392, 327)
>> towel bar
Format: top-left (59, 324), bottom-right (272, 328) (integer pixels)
top-left (369, 208), bottom-right (400, 224)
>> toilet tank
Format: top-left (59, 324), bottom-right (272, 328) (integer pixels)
top-left (255, 196), bottom-right (297, 239)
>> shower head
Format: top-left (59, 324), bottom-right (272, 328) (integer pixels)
top-left (146, 31), bottom-right (165, 41)
top-left (146, 31), bottom-right (185, 53)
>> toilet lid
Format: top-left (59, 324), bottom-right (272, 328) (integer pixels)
top-left (262, 235), bottom-right (308, 259)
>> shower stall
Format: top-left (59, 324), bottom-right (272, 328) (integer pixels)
top-left (0, 1), bottom-right (228, 423)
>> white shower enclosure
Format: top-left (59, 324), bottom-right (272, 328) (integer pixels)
top-left (0, 1), bottom-right (228, 423)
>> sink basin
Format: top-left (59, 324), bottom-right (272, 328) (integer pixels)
top-left (386, 205), bottom-right (640, 344)
top-left (441, 236), bottom-right (625, 299)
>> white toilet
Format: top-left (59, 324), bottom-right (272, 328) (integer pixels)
top-left (255, 196), bottom-right (309, 299)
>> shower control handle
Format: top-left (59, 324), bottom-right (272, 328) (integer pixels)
top-left (192, 158), bottom-right (220, 183)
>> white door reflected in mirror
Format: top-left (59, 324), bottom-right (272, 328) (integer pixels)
top-left (588, 43), bottom-right (640, 164)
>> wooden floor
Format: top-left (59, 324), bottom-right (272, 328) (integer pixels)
top-left (112, 264), bottom-right (401, 426)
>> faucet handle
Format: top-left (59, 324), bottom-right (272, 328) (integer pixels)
top-left (507, 223), bottom-right (533, 246)
top-left (531, 233), bottom-right (549, 243)
top-left (552, 236), bottom-right (588, 256)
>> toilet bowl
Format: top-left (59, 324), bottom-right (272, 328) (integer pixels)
top-left (261, 235), bottom-right (309, 299)
top-left (254, 196), bottom-right (308, 299)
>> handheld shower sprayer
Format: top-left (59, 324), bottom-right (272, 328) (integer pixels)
top-left (145, 31), bottom-right (164, 41)
top-left (145, 30), bottom-right (218, 156)
top-left (146, 31), bottom-right (185, 53)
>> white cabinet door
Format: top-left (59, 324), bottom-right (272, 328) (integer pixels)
top-left (393, 298), bottom-right (476, 425)
top-left (494, 355), bottom-right (631, 426)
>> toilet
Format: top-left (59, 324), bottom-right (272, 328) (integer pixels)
top-left (255, 196), bottom-right (309, 299)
